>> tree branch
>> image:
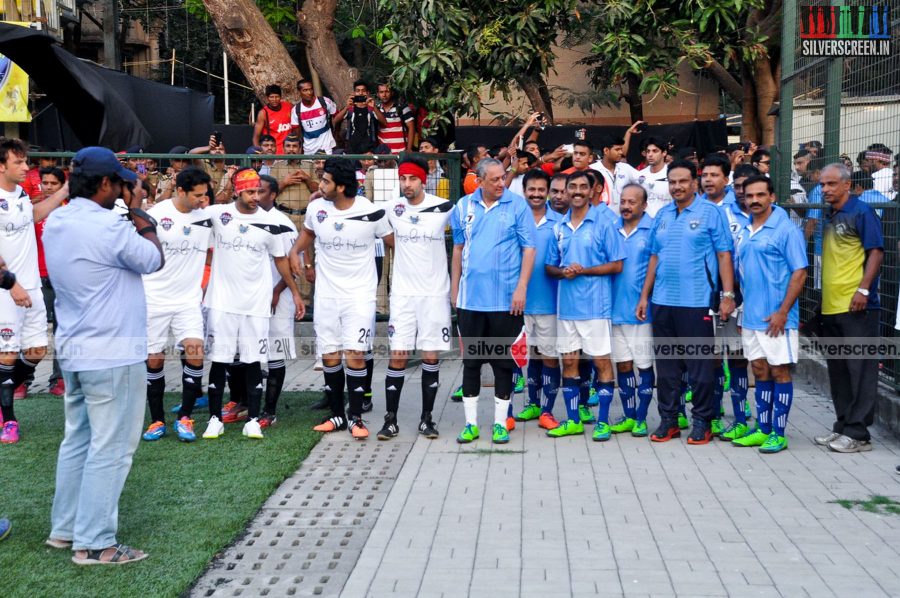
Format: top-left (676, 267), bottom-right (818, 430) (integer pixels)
top-left (703, 59), bottom-right (743, 102)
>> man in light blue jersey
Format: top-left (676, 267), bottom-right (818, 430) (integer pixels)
top-left (545, 171), bottom-right (625, 440)
top-left (610, 184), bottom-right (655, 437)
top-left (733, 175), bottom-right (807, 453)
top-left (515, 169), bottom-right (563, 431)
top-left (450, 158), bottom-right (536, 445)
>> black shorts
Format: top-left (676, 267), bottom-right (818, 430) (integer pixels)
top-left (456, 308), bottom-right (523, 367)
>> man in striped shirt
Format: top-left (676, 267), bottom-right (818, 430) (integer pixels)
top-left (376, 83), bottom-right (415, 154)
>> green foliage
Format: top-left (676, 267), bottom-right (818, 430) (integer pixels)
top-left (377, 0), bottom-right (575, 133)
top-left (831, 495), bottom-right (900, 516)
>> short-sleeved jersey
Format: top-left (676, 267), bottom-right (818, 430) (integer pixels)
top-left (264, 208), bottom-right (298, 304)
top-left (822, 196), bottom-right (884, 315)
top-left (649, 198), bottom-right (733, 308)
top-left (590, 160), bottom-right (641, 215)
top-left (547, 208), bottom-right (626, 321)
top-left (638, 164), bottom-right (672, 217)
top-left (377, 102), bottom-right (415, 153)
top-left (261, 101), bottom-right (294, 154)
top-left (142, 200), bottom-right (212, 309)
top-left (737, 206), bottom-right (808, 330)
top-left (304, 196), bottom-right (392, 300)
top-left (387, 193), bottom-right (453, 297)
top-left (0, 185), bottom-right (40, 289)
top-left (525, 209), bottom-right (562, 316)
top-left (203, 203), bottom-right (285, 317)
top-left (611, 213), bottom-right (654, 325)
top-left (290, 97), bottom-right (338, 154)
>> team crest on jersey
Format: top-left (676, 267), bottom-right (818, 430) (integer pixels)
top-left (409, 215), bottom-right (419, 224)
top-left (334, 222), bottom-right (344, 231)
top-left (183, 226), bottom-right (191, 235)
top-left (0, 328), bottom-right (13, 340)
top-left (316, 210), bottom-right (328, 223)
top-left (689, 219), bottom-right (700, 230)
top-left (393, 203), bottom-right (405, 217)
top-left (618, 173), bottom-right (625, 179)
top-left (638, 175), bottom-right (646, 184)
top-left (220, 212), bottom-right (233, 225)
top-left (387, 324), bottom-right (394, 338)
top-left (160, 217), bottom-right (174, 231)
top-left (239, 224), bottom-right (249, 233)
top-left (0, 200), bottom-right (7, 211)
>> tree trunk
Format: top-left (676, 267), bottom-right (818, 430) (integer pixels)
top-left (202, 0), bottom-right (303, 103)
top-left (298, 0), bottom-right (359, 99)
top-left (753, 55), bottom-right (778, 146)
top-left (625, 73), bottom-right (643, 123)
top-left (741, 62), bottom-right (760, 143)
top-left (517, 75), bottom-right (553, 120)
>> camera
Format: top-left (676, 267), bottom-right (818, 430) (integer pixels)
top-left (535, 112), bottom-right (548, 130)
top-left (353, 95), bottom-right (368, 103)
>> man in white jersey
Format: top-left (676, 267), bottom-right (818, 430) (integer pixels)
top-left (257, 174), bottom-right (300, 429)
top-left (290, 158), bottom-right (393, 440)
top-left (636, 137), bottom-right (671, 216)
top-left (201, 168), bottom-right (303, 440)
top-left (590, 135), bottom-right (642, 215)
top-left (0, 138), bottom-right (67, 444)
top-left (377, 157), bottom-right (452, 440)
top-left (290, 79), bottom-right (338, 155)
top-left (141, 167), bottom-right (213, 444)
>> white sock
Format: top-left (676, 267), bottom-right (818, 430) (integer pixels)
top-left (494, 396), bottom-right (509, 426)
top-left (463, 396), bottom-right (478, 426)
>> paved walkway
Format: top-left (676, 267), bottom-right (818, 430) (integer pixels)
top-left (187, 358), bottom-right (900, 598)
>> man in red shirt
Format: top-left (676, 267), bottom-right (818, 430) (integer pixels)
top-left (22, 155), bottom-right (58, 199)
top-left (252, 84), bottom-right (293, 154)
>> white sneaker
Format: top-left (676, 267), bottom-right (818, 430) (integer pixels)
top-left (202, 416), bottom-right (225, 439)
top-left (243, 417), bottom-right (264, 439)
top-left (314, 359), bottom-right (323, 371)
top-left (814, 432), bottom-right (841, 446)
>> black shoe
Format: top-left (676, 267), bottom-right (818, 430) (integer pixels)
top-left (687, 425), bottom-right (713, 445)
top-left (418, 412), bottom-right (439, 439)
top-left (895, 464), bottom-right (900, 475)
top-left (376, 412), bottom-right (399, 440)
top-left (362, 393), bottom-right (374, 413)
top-left (650, 420), bottom-right (681, 442)
top-left (310, 393), bottom-right (329, 410)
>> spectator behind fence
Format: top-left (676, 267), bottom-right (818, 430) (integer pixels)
top-left (290, 79), bottom-right (338, 155)
top-left (813, 163), bottom-right (884, 454)
top-left (850, 169), bottom-right (889, 217)
top-left (270, 134), bottom-right (318, 226)
top-left (418, 136), bottom-right (448, 198)
top-left (463, 144), bottom-right (488, 195)
top-left (252, 84), bottom-right (293, 154)
top-left (334, 80), bottom-right (381, 155)
top-left (375, 82), bottom-right (416, 153)
top-left (45, 146), bottom-right (163, 565)
top-left (751, 148), bottom-right (772, 176)
top-left (866, 147), bottom-right (895, 199)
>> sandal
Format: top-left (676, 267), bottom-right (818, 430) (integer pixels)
top-left (45, 537), bottom-right (73, 549)
top-left (72, 543), bottom-right (148, 566)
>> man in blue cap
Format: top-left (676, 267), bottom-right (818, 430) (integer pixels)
top-left (44, 146), bottom-right (163, 565)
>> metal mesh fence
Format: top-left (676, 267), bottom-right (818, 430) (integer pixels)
top-left (777, 0), bottom-right (900, 388)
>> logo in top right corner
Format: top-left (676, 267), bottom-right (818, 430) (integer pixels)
top-left (800, 4), bottom-right (892, 56)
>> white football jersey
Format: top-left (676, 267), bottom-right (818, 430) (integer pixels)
top-left (204, 203), bottom-right (285, 317)
top-left (0, 185), bottom-right (39, 289)
top-left (637, 164), bottom-right (672, 216)
top-left (142, 200), bottom-right (212, 309)
top-left (590, 160), bottom-right (641, 215)
top-left (304, 196), bottom-right (391, 300)
top-left (387, 193), bottom-right (452, 297)
top-left (264, 207), bottom-right (298, 306)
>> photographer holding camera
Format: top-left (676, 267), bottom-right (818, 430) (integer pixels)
top-left (333, 80), bottom-right (386, 155)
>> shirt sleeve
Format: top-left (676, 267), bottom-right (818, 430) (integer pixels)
top-left (268, 228), bottom-right (286, 258)
top-left (303, 204), bottom-right (316, 231)
top-left (649, 217), bottom-right (661, 255)
top-left (325, 97), bottom-right (338, 116)
top-left (400, 104), bottom-right (415, 123)
top-left (600, 220), bottom-right (626, 263)
top-left (289, 106), bottom-right (299, 127)
top-left (514, 202), bottom-right (536, 248)
top-left (110, 219), bottom-right (162, 274)
top-left (546, 226), bottom-right (560, 266)
top-left (782, 225), bottom-right (809, 271)
top-left (857, 205), bottom-right (885, 251)
top-left (451, 200), bottom-right (466, 245)
top-left (710, 206), bottom-right (734, 252)
top-left (374, 211), bottom-right (392, 238)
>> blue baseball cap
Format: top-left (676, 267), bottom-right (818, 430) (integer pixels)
top-left (71, 147), bottom-right (137, 183)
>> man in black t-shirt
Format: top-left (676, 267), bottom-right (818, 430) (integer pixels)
top-left (333, 80), bottom-right (386, 154)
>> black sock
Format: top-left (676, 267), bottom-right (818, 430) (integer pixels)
top-left (363, 353), bottom-right (374, 401)
top-left (244, 362), bottom-right (263, 419)
top-left (323, 363), bottom-right (346, 419)
top-left (227, 361), bottom-right (247, 406)
top-left (421, 361), bottom-right (440, 417)
top-left (12, 356), bottom-right (38, 389)
top-left (207, 362), bottom-right (228, 419)
top-left (384, 367), bottom-right (405, 414)
top-left (346, 365), bottom-right (367, 418)
top-left (146, 364), bottom-right (166, 423)
top-left (179, 362), bottom-right (204, 419)
top-left (0, 363), bottom-right (15, 422)
top-left (265, 360), bottom-right (286, 414)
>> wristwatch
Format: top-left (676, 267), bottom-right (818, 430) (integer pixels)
top-left (856, 287), bottom-right (870, 297)
top-left (722, 291), bottom-right (736, 299)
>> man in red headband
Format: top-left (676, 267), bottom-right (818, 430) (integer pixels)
top-left (201, 167), bottom-right (304, 441)
top-left (376, 157), bottom-right (453, 440)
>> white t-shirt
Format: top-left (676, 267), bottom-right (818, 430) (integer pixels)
top-left (265, 207), bottom-right (298, 306)
top-left (637, 164), bottom-right (672, 217)
top-left (290, 96), bottom-right (338, 154)
top-left (142, 201), bottom-right (212, 310)
top-left (387, 193), bottom-right (452, 297)
top-left (873, 167), bottom-right (895, 199)
top-left (590, 160), bottom-right (641, 215)
top-left (0, 186), bottom-right (39, 289)
top-left (304, 196), bottom-right (392, 300)
top-left (203, 203), bottom-right (286, 317)
top-left (508, 174), bottom-right (524, 198)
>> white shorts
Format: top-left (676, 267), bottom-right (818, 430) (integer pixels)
top-left (557, 318), bottom-right (612, 357)
top-left (611, 323), bottom-right (653, 369)
top-left (741, 328), bottom-right (798, 365)
top-left (206, 308), bottom-right (270, 364)
top-left (314, 298), bottom-right (375, 355)
top-left (524, 314), bottom-right (558, 357)
top-left (147, 304), bottom-right (205, 354)
top-left (388, 294), bottom-right (452, 352)
top-left (269, 316), bottom-right (297, 360)
top-left (0, 288), bottom-right (48, 352)
top-left (715, 312), bottom-right (742, 353)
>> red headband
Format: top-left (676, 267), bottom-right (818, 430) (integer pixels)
top-left (398, 162), bottom-right (427, 183)
top-left (234, 169), bottom-right (261, 194)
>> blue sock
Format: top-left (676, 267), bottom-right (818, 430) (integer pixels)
top-left (755, 380), bottom-right (774, 435)
top-left (578, 360), bottom-right (592, 405)
top-left (562, 377), bottom-right (580, 422)
top-left (730, 366), bottom-right (748, 424)
top-left (541, 365), bottom-right (560, 414)
top-left (772, 381), bottom-right (793, 437)
top-left (616, 370), bottom-right (637, 419)
top-left (526, 359), bottom-right (543, 406)
top-left (636, 368), bottom-right (654, 422)
top-left (597, 381), bottom-right (614, 424)
top-left (714, 365), bottom-right (725, 417)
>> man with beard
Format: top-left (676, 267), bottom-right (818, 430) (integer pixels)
top-left (378, 157), bottom-right (452, 440)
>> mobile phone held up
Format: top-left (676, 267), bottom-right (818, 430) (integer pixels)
top-left (353, 95), bottom-right (368, 103)
top-left (213, 131), bottom-right (223, 146)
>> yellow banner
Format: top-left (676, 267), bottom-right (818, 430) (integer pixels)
top-left (0, 21), bottom-right (31, 122)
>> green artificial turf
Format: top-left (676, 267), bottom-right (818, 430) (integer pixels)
top-left (0, 392), bottom-right (322, 598)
